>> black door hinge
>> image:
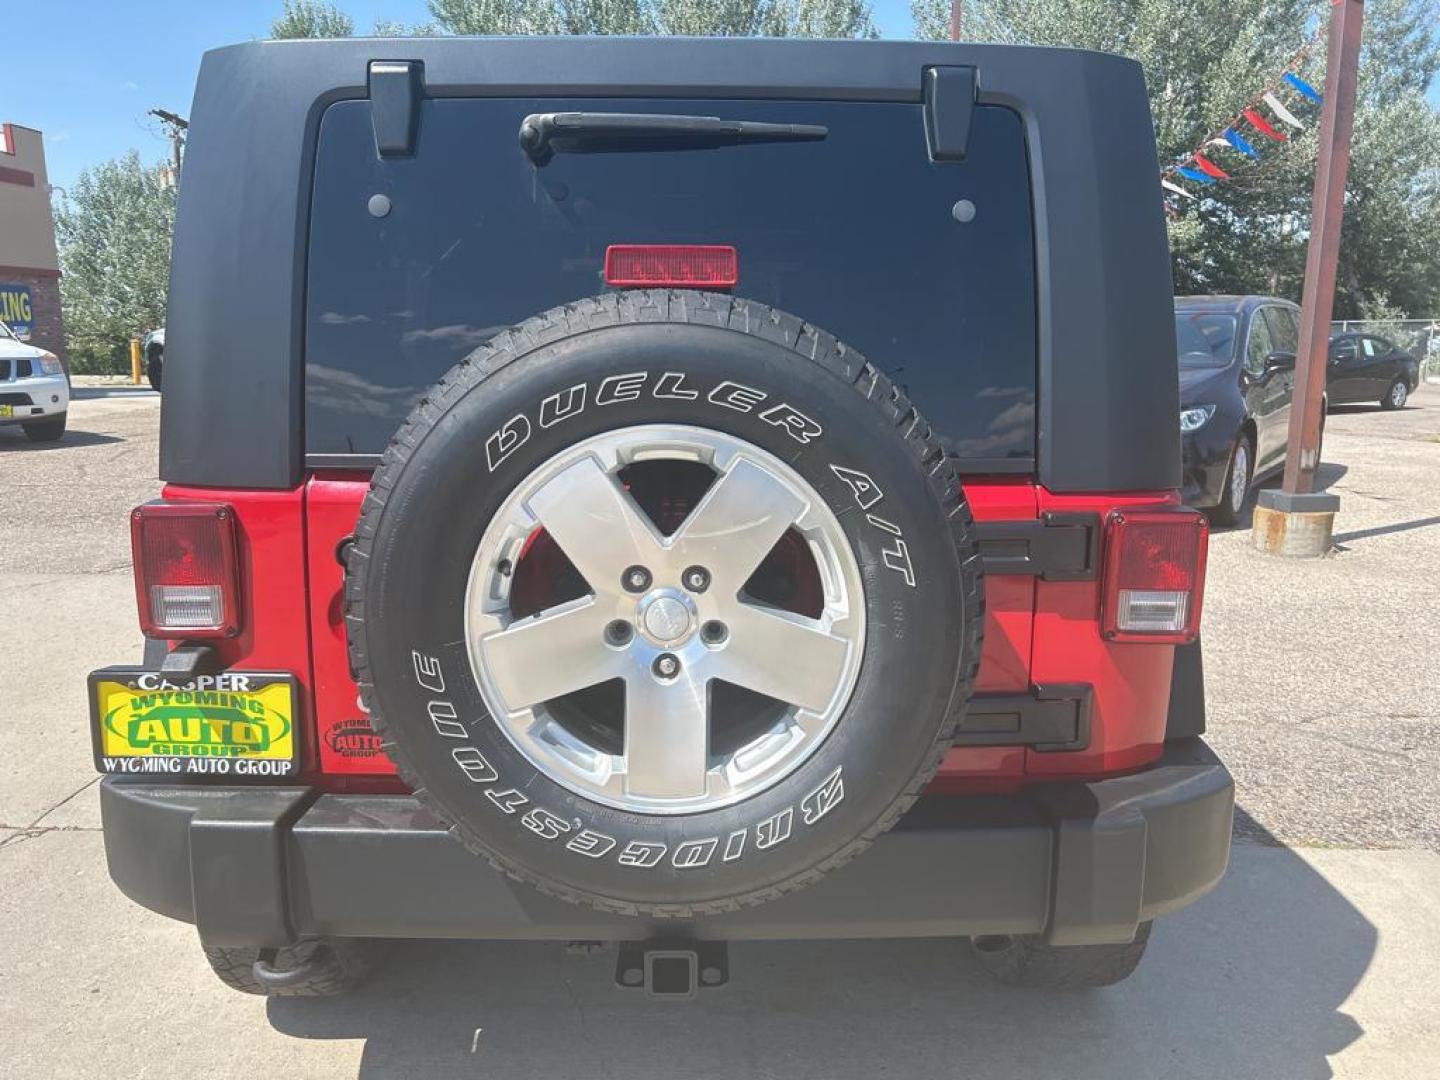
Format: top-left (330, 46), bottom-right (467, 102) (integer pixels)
top-left (369, 60), bottom-right (425, 157)
top-left (975, 512), bottom-right (1099, 580)
top-left (956, 684), bottom-right (1092, 752)
top-left (922, 66), bottom-right (977, 161)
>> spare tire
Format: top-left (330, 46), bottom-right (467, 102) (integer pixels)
top-left (346, 290), bottom-right (982, 916)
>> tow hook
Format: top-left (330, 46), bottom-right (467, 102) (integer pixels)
top-left (614, 939), bottom-right (729, 999)
top-left (251, 947), bottom-right (323, 992)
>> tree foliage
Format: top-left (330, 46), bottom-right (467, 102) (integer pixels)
top-left (284, 1), bottom-right (878, 42)
top-left (53, 153), bottom-right (177, 374)
top-left (422, 0), bottom-right (875, 36)
top-left (270, 0), bottom-right (877, 48)
top-left (912, 0), bottom-right (1440, 319)
top-left (271, 0), bottom-right (355, 38)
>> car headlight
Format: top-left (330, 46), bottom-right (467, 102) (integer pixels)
top-left (37, 354), bottom-right (64, 376)
top-left (1179, 404), bottom-right (1215, 433)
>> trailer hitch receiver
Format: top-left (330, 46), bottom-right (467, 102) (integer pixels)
top-left (615, 939), bottom-right (729, 998)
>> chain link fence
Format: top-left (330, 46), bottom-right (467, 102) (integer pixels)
top-left (1332, 318), bottom-right (1440, 382)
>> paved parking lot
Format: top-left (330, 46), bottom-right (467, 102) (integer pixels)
top-left (1206, 389), bottom-right (1440, 851)
top-left (2, 382), bottom-right (1438, 1078)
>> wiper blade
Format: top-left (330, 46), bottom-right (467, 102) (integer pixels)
top-left (519, 112), bottom-right (828, 166)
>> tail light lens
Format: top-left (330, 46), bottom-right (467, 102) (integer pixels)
top-left (1101, 510), bottom-right (1208, 643)
top-left (604, 244), bottom-right (739, 288)
top-left (131, 502), bottom-right (241, 638)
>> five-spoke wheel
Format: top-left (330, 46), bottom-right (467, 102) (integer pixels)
top-left (465, 425), bottom-right (865, 814)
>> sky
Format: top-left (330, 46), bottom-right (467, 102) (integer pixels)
top-left (7, 0), bottom-right (1438, 194)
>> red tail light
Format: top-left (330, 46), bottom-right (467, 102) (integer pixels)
top-left (131, 502), bottom-right (241, 638)
top-left (1100, 510), bottom-right (1208, 643)
top-left (604, 244), bottom-right (739, 288)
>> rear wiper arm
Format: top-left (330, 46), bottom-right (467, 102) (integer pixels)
top-left (518, 112), bottom-right (828, 166)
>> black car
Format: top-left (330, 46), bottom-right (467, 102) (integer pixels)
top-left (1327, 331), bottom-right (1420, 410)
top-left (1176, 295), bottom-right (1308, 523)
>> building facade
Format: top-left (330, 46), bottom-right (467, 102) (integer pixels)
top-left (0, 122), bottom-right (65, 365)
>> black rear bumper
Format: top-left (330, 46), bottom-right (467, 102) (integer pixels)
top-left (101, 738), bottom-right (1232, 950)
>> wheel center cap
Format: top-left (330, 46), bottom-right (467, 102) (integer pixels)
top-left (639, 593), bottom-right (693, 644)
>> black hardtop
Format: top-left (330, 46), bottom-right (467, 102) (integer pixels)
top-left (161, 36), bottom-right (1179, 493)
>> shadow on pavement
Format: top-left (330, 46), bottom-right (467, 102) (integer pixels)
top-left (69, 386), bottom-right (159, 401)
top-left (0, 428), bottom-right (123, 450)
top-left (267, 806), bottom-right (1374, 1080)
top-left (1325, 402), bottom-right (1411, 415)
top-left (1332, 514), bottom-right (1440, 546)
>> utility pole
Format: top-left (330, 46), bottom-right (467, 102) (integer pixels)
top-left (149, 109), bottom-right (188, 188)
top-left (1254, 0), bottom-right (1364, 558)
top-left (949, 0), bottom-right (962, 40)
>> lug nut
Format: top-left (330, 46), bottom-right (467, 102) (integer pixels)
top-left (622, 565), bottom-right (652, 593)
top-left (682, 565), bottom-right (711, 593)
top-left (700, 620), bottom-right (728, 646)
top-left (653, 653), bottom-right (681, 679)
top-left (604, 620), bottom-right (633, 647)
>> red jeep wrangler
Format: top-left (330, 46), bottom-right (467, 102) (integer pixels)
top-left (92, 35), bottom-right (1232, 997)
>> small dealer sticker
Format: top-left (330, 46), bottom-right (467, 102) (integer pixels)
top-left (89, 668), bottom-right (298, 777)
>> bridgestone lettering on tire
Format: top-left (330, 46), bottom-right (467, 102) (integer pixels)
top-left (345, 290), bottom-right (983, 917)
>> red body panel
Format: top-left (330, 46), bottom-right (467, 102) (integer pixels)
top-left (931, 480), bottom-right (1038, 787)
top-left (160, 483), bottom-right (319, 772)
top-left (1024, 488), bottom-right (1181, 778)
top-left (153, 476), bottom-right (1193, 792)
top-left (306, 475), bottom-right (396, 776)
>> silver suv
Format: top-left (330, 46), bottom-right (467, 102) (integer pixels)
top-left (0, 319), bottom-right (67, 442)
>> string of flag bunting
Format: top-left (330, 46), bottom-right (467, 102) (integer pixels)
top-left (1161, 29), bottom-right (1327, 213)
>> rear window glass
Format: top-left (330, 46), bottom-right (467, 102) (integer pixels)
top-left (305, 97), bottom-right (1036, 463)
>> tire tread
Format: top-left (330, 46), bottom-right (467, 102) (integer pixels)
top-left (345, 289), bottom-right (984, 918)
top-left (202, 938), bottom-right (374, 997)
top-left (972, 922), bottom-right (1152, 989)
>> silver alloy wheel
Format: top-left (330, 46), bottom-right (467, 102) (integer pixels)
top-left (1230, 440), bottom-right (1249, 511)
top-left (464, 425), bottom-right (866, 815)
top-left (1391, 381), bottom-right (1408, 408)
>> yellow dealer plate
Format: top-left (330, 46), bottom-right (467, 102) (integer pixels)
top-left (89, 668), bottom-right (298, 778)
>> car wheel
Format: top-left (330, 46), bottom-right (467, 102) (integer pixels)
top-left (971, 921), bottom-right (1152, 988)
top-left (346, 290), bottom-right (984, 917)
top-left (22, 413), bottom-right (66, 442)
top-left (146, 349), bottom-right (163, 392)
top-left (1381, 379), bottom-right (1407, 410)
top-left (1210, 434), bottom-right (1252, 526)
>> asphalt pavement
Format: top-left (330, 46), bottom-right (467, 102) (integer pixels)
top-left (1, 380), bottom-right (1437, 1078)
top-left (1205, 388), bottom-right (1440, 850)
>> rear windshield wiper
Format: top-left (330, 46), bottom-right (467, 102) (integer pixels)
top-left (519, 112), bottom-right (828, 166)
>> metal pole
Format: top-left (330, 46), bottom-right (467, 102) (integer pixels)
top-left (949, 0), bottom-right (962, 41)
top-left (1283, 0), bottom-right (1365, 494)
top-left (148, 109), bottom-right (188, 188)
